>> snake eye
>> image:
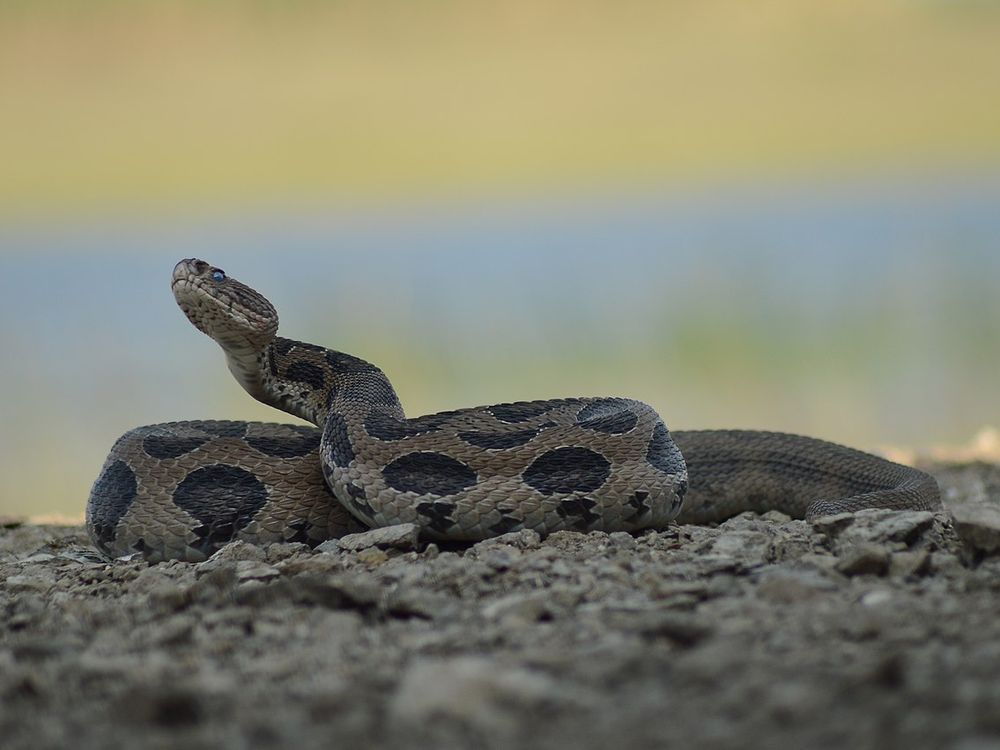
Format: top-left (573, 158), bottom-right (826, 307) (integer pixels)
top-left (211, 269), bottom-right (226, 282)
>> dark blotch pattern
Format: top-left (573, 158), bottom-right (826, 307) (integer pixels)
top-left (344, 482), bottom-right (376, 519)
top-left (285, 361), bottom-right (327, 391)
top-left (673, 479), bottom-right (688, 509)
top-left (322, 413), bottom-right (356, 467)
top-left (339, 375), bottom-right (400, 409)
top-left (489, 401), bottom-right (553, 424)
top-left (364, 412), bottom-right (445, 441)
top-left (325, 351), bottom-right (379, 374)
top-left (132, 538), bottom-right (151, 555)
top-left (580, 410), bottom-right (638, 435)
top-left (290, 339), bottom-right (325, 353)
top-left (627, 490), bottom-right (651, 518)
top-left (577, 399), bottom-right (627, 421)
top-left (556, 496), bottom-right (601, 530)
top-left (274, 337), bottom-right (325, 356)
top-left (88, 460), bottom-right (137, 547)
top-left (196, 422), bottom-right (248, 438)
top-left (489, 510), bottom-right (524, 535)
top-left (382, 452), bottom-right (478, 496)
top-left (577, 399), bottom-right (639, 434)
top-left (247, 431), bottom-right (319, 458)
top-left (523, 447), bottom-right (611, 495)
top-left (646, 421), bottom-right (685, 475)
top-left (172, 465), bottom-right (268, 554)
top-left (142, 434), bottom-right (208, 459)
top-left (458, 428), bottom-right (538, 450)
top-left (286, 519), bottom-right (313, 545)
top-left (416, 501), bottom-right (457, 533)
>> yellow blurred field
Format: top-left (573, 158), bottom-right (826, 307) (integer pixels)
top-left (2, 0), bottom-right (1000, 218)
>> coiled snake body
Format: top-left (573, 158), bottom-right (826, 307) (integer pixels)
top-left (87, 259), bottom-right (941, 562)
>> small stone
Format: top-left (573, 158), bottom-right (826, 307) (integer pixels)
top-left (264, 542), bottom-right (311, 561)
top-left (356, 548), bottom-right (389, 566)
top-left (234, 578), bottom-right (293, 608)
top-left (710, 530), bottom-right (771, 558)
top-left (314, 539), bottom-right (342, 554)
top-left (235, 561), bottom-right (281, 581)
top-left (760, 510), bottom-right (792, 523)
top-left (475, 529), bottom-right (541, 550)
top-left (889, 549), bottom-right (931, 578)
top-left (210, 540), bottom-right (268, 562)
top-left (608, 531), bottom-right (637, 550)
top-left (337, 524), bottom-right (420, 552)
top-left (831, 510), bottom-right (935, 549)
top-left (21, 553), bottom-right (56, 564)
top-left (810, 512), bottom-right (856, 537)
top-left (288, 572), bottom-right (381, 611)
top-left (473, 546), bottom-right (519, 570)
top-left (836, 544), bottom-right (891, 577)
top-left (797, 553), bottom-right (841, 572)
top-left (929, 551), bottom-right (965, 575)
top-left (950, 502), bottom-right (1000, 556)
top-left (190, 561), bottom-right (238, 603)
top-left (868, 511), bottom-right (935, 545)
top-left (859, 588), bottom-right (894, 607)
top-left (481, 591), bottom-right (556, 624)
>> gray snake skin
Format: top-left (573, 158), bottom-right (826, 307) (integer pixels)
top-left (86, 259), bottom-right (941, 562)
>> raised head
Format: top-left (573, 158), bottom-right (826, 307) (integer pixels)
top-left (171, 259), bottom-right (278, 353)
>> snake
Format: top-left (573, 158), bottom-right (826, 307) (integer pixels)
top-left (86, 259), bottom-right (942, 562)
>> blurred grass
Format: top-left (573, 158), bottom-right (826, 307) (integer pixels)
top-left (2, 0), bottom-right (1000, 218)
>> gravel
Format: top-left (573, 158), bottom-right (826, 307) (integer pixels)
top-left (2, 460), bottom-right (999, 750)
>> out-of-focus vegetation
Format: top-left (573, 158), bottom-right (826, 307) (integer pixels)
top-left (2, 0), bottom-right (1000, 218)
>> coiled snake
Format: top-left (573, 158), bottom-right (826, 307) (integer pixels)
top-left (86, 259), bottom-right (941, 562)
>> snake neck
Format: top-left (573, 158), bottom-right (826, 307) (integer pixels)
top-left (228, 336), bottom-right (405, 427)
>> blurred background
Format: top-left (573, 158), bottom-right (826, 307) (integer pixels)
top-left (1, 0), bottom-right (998, 520)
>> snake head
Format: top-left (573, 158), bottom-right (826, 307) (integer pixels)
top-left (171, 259), bottom-right (279, 351)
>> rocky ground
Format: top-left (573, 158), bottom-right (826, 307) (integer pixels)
top-left (2, 460), bottom-right (1000, 750)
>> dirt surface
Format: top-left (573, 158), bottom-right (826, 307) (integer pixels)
top-left (2, 461), bottom-right (1000, 750)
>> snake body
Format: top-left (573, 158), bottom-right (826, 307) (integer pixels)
top-left (86, 259), bottom-right (941, 562)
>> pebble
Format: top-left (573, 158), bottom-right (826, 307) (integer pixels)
top-left (836, 543), bottom-right (891, 577)
top-left (949, 502), bottom-right (1000, 556)
top-left (336, 523), bottom-right (420, 552)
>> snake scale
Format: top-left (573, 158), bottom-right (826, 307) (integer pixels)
top-left (86, 259), bottom-right (941, 562)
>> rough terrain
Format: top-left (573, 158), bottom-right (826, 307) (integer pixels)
top-left (2, 459), bottom-right (999, 750)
